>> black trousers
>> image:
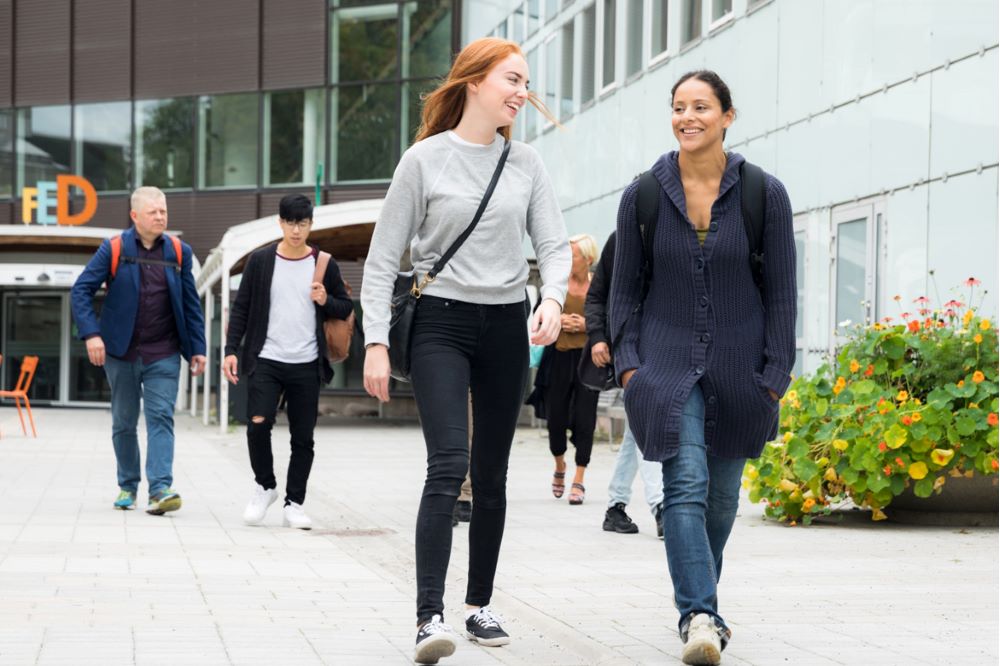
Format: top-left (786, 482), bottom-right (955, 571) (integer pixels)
top-left (409, 295), bottom-right (529, 625)
top-left (545, 347), bottom-right (599, 467)
top-left (246, 357), bottom-right (321, 506)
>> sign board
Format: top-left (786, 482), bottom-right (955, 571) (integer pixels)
top-left (22, 175), bottom-right (98, 226)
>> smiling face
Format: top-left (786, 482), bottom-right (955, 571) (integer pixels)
top-left (467, 52), bottom-right (530, 129)
top-left (671, 78), bottom-right (734, 154)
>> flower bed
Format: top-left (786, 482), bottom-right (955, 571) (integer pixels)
top-left (745, 279), bottom-right (999, 524)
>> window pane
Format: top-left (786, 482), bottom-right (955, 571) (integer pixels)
top-left (602, 0), bottom-right (616, 87)
top-left (333, 83), bottom-right (398, 181)
top-left (333, 4), bottom-right (398, 83)
top-left (524, 49), bottom-right (539, 141)
top-left (199, 93), bottom-right (259, 189)
top-left (265, 89), bottom-right (326, 187)
top-left (795, 230), bottom-right (805, 339)
top-left (405, 0), bottom-right (452, 79)
top-left (0, 110), bottom-right (12, 197)
top-left (580, 6), bottom-right (596, 104)
top-left (835, 219), bottom-right (867, 327)
top-left (512, 3), bottom-right (525, 43)
top-left (651, 0), bottom-right (668, 56)
top-left (544, 37), bottom-right (557, 120)
top-left (560, 23), bottom-right (574, 120)
top-left (135, 98), bottom-right (195, 189)
top-left (496, 20), bottom-right (508, 38)
top-left (75, 102), bottom-right (131, 192)
top-left (793, 350), bottom-right (803, 378)
top-left (402, 78), bottom-right (436, 146)
top-left (712, 0), bottom-right (731, 20)
top-left (16, 105), bottom-right (71, 193)
top-left (545, 0), bottom-right (558, 23)
top-left (527, 0), bottom-right (540, 36)
top-left (683, 0), bottom-right (702, 43)
top-left (625, 0), bottom-right (642, 76)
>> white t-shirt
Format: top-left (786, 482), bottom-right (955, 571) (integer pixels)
top-left (259, 250), bottom-right (319, 364)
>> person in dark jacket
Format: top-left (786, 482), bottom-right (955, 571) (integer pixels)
top-left (71, 186), bottom-right (207, 515)
top-left (608, 71), bottom-right (795, 665)
top-left (223, 194), bottom-right (354, 530)
top-left (583, 232), bottom-right (664, 536)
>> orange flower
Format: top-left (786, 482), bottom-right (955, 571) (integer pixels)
top-left (896, 390), bottom-right (908, 403)
top-left (993, 459), bottom-right (999, 471)
top-left (901, 416), bottom-right (912, 426)
top-left (972, 371), bottom-right (985, 384)
top-left (883, 465), bottom-right (893, 476)
top-left (988, 413), bottom-right (998, 427)
top-left (907, 320), bottom-right (920, 333)
top-left (864, 364), bottom-right (874, 377)
top-left (802, 498), bottom-right (816, 512)
top-left (957, 380), bottom-right (965, 388)
top-left (849, 359), bottom-right (860, 373)
top-left (895, 457), bottom-right (905, 468)
top-left (911, 412), bottom-right (922, 423)
top-left (878, 441), bottom-right (888, 452)
top-left (981, 318), bottom-right (992, 330)
top-left (974, 334), bottom-right (983, 344)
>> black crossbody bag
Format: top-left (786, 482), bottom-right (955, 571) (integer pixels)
top-left (388, 139), bottom-right (512, 381)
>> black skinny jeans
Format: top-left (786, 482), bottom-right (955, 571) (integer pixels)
top-left (246, 357), bottom-right (321, 506)
top-left (409, 295), bottom-right (529, 625)
top-left (545, 347), bottom-right (599, 467)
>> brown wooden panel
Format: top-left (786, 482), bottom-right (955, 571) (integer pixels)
top-left (73, 0), bottom-right (131, 102)
top-left (262, 0), bottom-right (326, 90)
top-left (135, 0), bottom-right (259, 98)
top-left (0, 201), bottom-right (11, 226)
top-left (258, 189), bottom-right (312, 217)
top-left (168, 191), bottom-right (259, 261)
top-left (326, 183), bottom-right (389, 204)
top-left (0, 0), bottom-right (12, 107)
top-left (15, 0), bottom-right (71, 106)
top-left (89, 193), bottom-right (130, 229)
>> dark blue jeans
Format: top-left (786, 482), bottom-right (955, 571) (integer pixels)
top-left (104, 353), bottom-right (181, 496)
top-left (661, 384), bottom-right (746, 634)
top-left (409, 295), bottom-right (529, 625)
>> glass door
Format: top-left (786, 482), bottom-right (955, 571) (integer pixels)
top-left (69, 294), bottom-right (111, 403)
top-left (3, 294), bottom-right (62, 403)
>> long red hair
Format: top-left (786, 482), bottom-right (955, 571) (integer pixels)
top-left (414, 37), bottom-right (555, 143)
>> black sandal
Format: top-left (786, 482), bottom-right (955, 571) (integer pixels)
top-left (568, 483), bottom-right (586, 505)
top-left (551, 471), bottom-right (566, 498)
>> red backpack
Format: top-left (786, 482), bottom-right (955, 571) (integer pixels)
top-left (108, 234), bottom-right (182, 279)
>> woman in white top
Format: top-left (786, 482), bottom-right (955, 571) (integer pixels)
top-left (361, 37), bottom-right (570, 665)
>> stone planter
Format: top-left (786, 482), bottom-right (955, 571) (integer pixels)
top-left (885, 473), bottom-right (999, 526)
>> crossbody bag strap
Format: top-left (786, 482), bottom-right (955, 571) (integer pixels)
top-left (413, 139), bottom-right (512, 295)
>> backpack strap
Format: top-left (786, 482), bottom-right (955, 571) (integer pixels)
top-left (313, 250), bottom-right (331, 287)
top-left (635, 170), bottom-right (660, 302)
top-left (739, 161), bottom-right (767, 289)
top-left (109, 236), bottom-right (122, 279)
top-left (110, 233), bottom-right (184, 280)
top-left (168, 234), bottom-right (182, 269)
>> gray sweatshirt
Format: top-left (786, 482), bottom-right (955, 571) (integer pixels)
top-left (361, 131), bottom-right (571, 347)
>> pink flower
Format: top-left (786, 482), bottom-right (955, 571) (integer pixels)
top-left (918, 308), bottom-right (930, 316)
top-left (945, 309), bottom-right (957, 318)
top-left (943, 300), bottom-right (965, 309)
top-left (900, 312), bottom-right (912, 319)
top-left (965, 277), bottom-right (982, 287)
top-left (913, 296), bottom-right (930, 304)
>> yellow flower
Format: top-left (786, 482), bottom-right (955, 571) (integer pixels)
top-left (972, 371), bottom-right (985, 384)
top-left (802, 498), bottom-right (816, 512)
top-left (974, 334), bottom-right (983, 344)
top-left (873, 322), bottom-right (884, 331)
top-left (778, 479), bottom-right (798, 493)
top-left (896, 390), bottom-right (909, 403)
top-left (930, 449), bottom-right (955, 466)
top-left (782, 431), bottom-right (793, 443)
top-left (871, 508), bottom-right (888, 521)
top-left (817, 457), bottom-right (829, 467)
top-left (849, 359), bottom-right (860, 373)
top-left (981, 318), bottom-right (992, 330)
top-left (911, 412), bottom-right (922, 422)
top-left (963, 310), bottom-right (975, 327)
top-left (832, 439), bottom-right (849, 451)
top-left (786, 390), bottom-right (798, 401)
top-left (933, 476), bottom-right (946, 490)
top-left (824, 467), bottom-right (838, 482)
top-left (909, 461), bottom-right (929, 479)
top-left (745, 465), bottom-right (759, 480)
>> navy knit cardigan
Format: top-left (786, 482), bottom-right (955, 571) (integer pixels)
top-left (608, 151), bottom-right (796, 461)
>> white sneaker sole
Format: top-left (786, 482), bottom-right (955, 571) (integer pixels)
top-left (282, 518), bottom-right (312, 530)
top-left (465, 631), bottom-right (510, 647)
top-left (414, 634), bottom-right (457, 664)
top-left (681, 639), bottom-right (721, 665)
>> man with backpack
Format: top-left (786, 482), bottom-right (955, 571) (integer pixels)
top-left (223, 194), bottom-right (354, 530)
top-left (71, 186), bottom-right (207, 515)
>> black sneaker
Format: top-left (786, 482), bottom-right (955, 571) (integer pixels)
top-left (603, 502), bottom-right (639, 534)
top-left (454, 500), bottom-right (472, 523)
top-left (655, 503), bottom-right (664, 539)
top-left (464, 606), bottom-right (510, 647)
top-left (414, 614), bottom-right (457, 664)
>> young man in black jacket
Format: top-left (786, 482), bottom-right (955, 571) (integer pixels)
top-left (584, 232), bottom-right (664, 536)
top-left (222, 195), bottom-right (354, 529)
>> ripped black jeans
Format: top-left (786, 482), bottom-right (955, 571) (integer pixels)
top-left (246, 357), bottom-right (321, 506)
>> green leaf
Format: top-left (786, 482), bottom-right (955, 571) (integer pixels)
top-left (841, 466), bottom-right (859, 484)
top-left (913, 476), bottom-right (935, 498)
top-left (867, 474), bottom-right (891, 493)
top-left (793, 458), bottom-right (820, 481)
top-left (787, 437), bottom-right (809, 460)
top-left (955, 417), bottom-right (977, 436)
top-left (873, 358), bottom-right (889, 375)
top-left (882, 335), bottom-right (907, 360)
top-left (890, 475), bottom-right (905, 494)
top-left (884, 424), bottom-right (908, 449)
top-left (813, 398), bottom-right (829, 417)
top-left (850, 380), bottom-right (877, 396)
top-left (927, 388), bottom-right (952, 410)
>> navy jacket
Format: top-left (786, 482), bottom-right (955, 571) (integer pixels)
top-left (608, 152), bottom-right (796, 461)
top-left (71, 226), bottom-right (207, 362)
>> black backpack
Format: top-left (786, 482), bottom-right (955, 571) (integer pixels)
top-left (634, 161), bottom-right (766, 303)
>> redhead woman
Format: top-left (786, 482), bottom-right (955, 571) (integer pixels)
top-left (609, 70), bottom-right (795, 665)
top-left (360, 38), bottom-right (570, 665)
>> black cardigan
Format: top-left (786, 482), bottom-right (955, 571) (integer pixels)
top-left (225, 243), bottom-right (354, 384)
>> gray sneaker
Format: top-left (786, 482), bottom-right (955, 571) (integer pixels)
top-left (414, 614), bottom-right (457, 664)
top-left (680, 613), bottom-right (728, 665)
top-left (146, 488), bottom-right (182, 515)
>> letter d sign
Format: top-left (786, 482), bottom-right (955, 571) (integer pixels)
top-left (56, 175), bottom-right (98, 226)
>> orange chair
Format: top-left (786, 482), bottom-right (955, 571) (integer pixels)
top-left (0, 355), bottom-right (39, 437)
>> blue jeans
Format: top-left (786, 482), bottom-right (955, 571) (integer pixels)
top-left (607, 420), bottom-right (664, 513)
top-left (661, 384), bottom-right (745, 633)
top-left (104, 354), bottom-right (181, 496)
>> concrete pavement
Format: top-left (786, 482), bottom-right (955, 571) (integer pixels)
top-left (0, 408), bottom-right (995, 665)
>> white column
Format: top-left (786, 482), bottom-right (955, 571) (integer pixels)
top-left (202, 290), bottom-right (213, 426)
top-left (219, 264), bottom-right (230, 435)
